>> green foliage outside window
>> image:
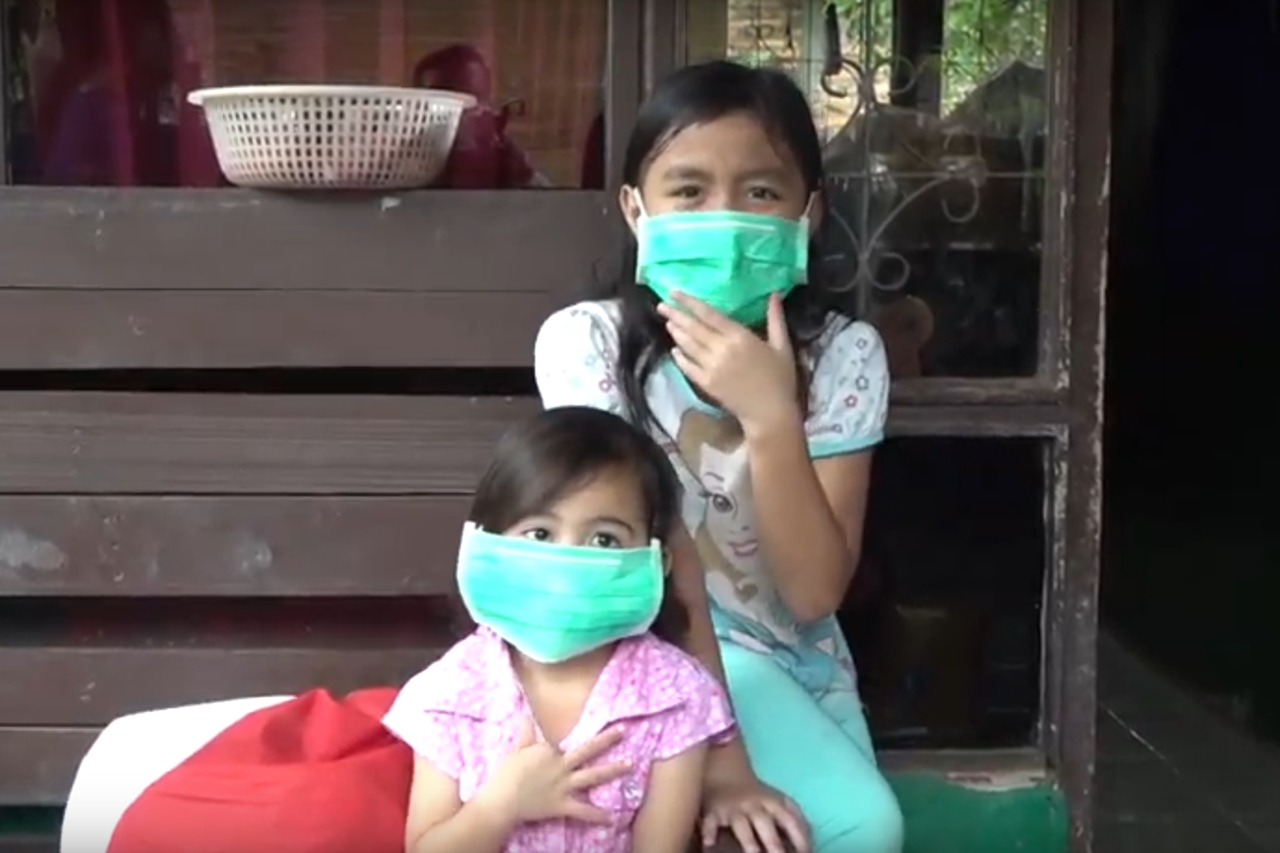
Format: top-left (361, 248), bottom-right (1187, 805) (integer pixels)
top-left (828, 0), bottom-right (1047, 110)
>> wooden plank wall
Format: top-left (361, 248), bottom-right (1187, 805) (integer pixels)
top-left (0, 189), bottom-right (617, 805)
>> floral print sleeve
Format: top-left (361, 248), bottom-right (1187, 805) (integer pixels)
top-left (382, 675), bottom-right (465, 779)
top-left (533, 301), bottom-right (627, 415)
top-left (804, 320), bottom-right (890, 459)
top-left (650, 646), bottom-right (737, 760)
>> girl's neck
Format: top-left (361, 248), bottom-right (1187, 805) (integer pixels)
top-left (510, 643), bottom-right (614, 686)
top-left (509, 644), bottom-right (617, 745)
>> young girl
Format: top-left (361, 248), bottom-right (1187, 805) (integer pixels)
top-left (383, 406), bottom-right (736, 853)
top-left (534, 61), bottom-right (904, 853)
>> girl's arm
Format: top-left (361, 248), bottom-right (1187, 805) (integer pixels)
top-left (405, 756), bottom-right (516, 853)
top-left (742, 413), bottom-right (873, 624)
top-left (630, 744), bottom-right (711, 853)
top-left (668, 527), bottom-right (760, 785)
top-left (742, 322), bottom-right (889, 625)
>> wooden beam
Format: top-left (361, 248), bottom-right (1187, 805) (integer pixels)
top-left (0, 646), bottom-right (446, 727)
top-left (0, 290), bottom-right (564, 370)
top-left (0, 393), bottom-right (537, 494)
top-left (0, 392), bottom-right (1074, 497)
top-left (0, 496), bottom-right (471, 596)
top-left (0, 189), bottom-right (613, 293)
top-left (0, 727), bottom-right (95, 805)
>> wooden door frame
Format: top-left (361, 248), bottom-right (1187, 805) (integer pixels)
top-left (654, 0), bottom-right (1112, 847)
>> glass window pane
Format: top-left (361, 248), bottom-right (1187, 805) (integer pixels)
top-left (685, 0), bottom-right (1049, 376)
top-left (846, 437), bottom-right (1047, 748)
top-left (3, 0), bottom-right (607, 189)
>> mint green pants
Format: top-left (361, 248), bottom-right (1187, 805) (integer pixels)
top-left (720, 642), bottom-right (904, 853)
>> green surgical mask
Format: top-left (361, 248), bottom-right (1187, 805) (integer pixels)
top-left (632, 192), bottom-right (813, 327)
top-left (455, 522), bottom-right (665, 664)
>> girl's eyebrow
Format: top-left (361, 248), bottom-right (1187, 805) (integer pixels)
top-left (660, 164), bottom-right (712, 181)
top-left (660, 164), bottom-right (790, 182)
top-left (589, 515), bottom-right (637, 534)
top-left (739, 165), bottom-right (790, 181)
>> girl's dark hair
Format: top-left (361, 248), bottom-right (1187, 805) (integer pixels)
top-left (596, 60), bottom-right (856, 434)
top-left (468, 406), bottom-right (688, 645)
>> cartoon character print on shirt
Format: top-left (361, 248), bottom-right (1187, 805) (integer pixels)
top-left (672, 409), bottom-right (756, 603)
top-left (672, 408), bottom-right (800, 650)
top-left (793, 619), bottom-right (860, 702)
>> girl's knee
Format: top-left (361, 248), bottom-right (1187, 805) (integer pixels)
top-left (810, 773), bottom-right (904, 853)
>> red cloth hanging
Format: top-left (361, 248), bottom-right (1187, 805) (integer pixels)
top-left (413, 44), bottom-right (536, 190)
top-left (29, 0), bottom-right (220, 186)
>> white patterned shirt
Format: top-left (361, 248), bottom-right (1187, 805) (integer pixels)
top-left (533, 299), bottom-right (889, 703)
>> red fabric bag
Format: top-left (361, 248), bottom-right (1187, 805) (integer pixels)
top-left (103, 688), bottom-right (412, 853)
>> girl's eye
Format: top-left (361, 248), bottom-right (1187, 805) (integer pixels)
top-left (746, 186), bottom-right (782, 201)
top-left (589, 532), bottom-right (623, 549)
top-left (522, 527), bottom-right (552, 541)
top-left (669, 184), bottom-right (701, 199)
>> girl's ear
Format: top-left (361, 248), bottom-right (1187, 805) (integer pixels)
top-left (618, 185), bottom-right (643, 236)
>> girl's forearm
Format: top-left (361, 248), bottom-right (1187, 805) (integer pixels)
top-left (407, 797), bottom-right (516, 853)
top-left (742, 412), bottom-right (852, 624)
top-left (669, 528), bottom-right (760, 785)
top-left (670, 527), bottom-right (729, 684)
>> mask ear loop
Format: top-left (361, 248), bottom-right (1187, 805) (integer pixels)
top-left (650, 538), bottom-right (671, 576)
top-left (456, 521), bottom-right (480, 573)
top-left (801, 193), bottom-right (818, 222)
top-left (627, 186), bottom-right (650, 220)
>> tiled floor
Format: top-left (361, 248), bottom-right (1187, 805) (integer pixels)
top-left (1094, 632), bottom-right (1280, 852)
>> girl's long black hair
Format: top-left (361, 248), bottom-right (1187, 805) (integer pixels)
top-left (594, 60), bottom-right (857, 434)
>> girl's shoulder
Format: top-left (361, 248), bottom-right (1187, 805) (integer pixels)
top-left (620, 636), bottom-right (737, 755)
top-left (624, 634), bottom-right (724, 696)
top-left (813, 312), bottom-right (885, 353)
top-left (807, 313), bottom-right (888, 379)
top-left (390, 629), bottom-right (516, 719)
top-left (534, 299), bottom-right (622, 360)
top-left (536, 299), bottom-right (623, 347)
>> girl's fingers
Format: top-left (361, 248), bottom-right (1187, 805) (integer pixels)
top-left (701, 812), bottom-right (723, 846)
top-left (566, 760), bottom-right (631, 791)
top-left (666, 323), bottom-right (711, 364)
top-left (766, 800), bottom-right (811, 853)
top-left (671, 291), bottom-right (734, 333)
top-left (661, 301), bottom-right (718, 346)
top-left (562, 727), bottom-right (625, 768)
top-left (558, 797), bottom-right (615, 826)
top-left (670, 348), bottom-right (705, 385)
top-left (764, 293), bottom-right (792, 355)
top-left (745, 808), bottom-right (789, 853)
top-left (728, 814), bottom-right (762, 853)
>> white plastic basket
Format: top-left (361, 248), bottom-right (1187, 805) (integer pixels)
top-left (186, 84), bottom-right (477, 190)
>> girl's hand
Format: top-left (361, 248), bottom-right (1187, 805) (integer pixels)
top-left (657, 292), bottom-right (800, 433)
top-left (701, 775), bottom-right (810, 853)
top-left (475, 719), bottom-right (631, 826)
